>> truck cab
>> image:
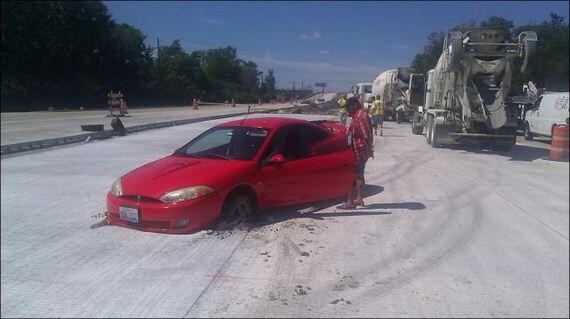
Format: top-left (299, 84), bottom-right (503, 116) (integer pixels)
top-left (352, 83), bottom-right (373, 109)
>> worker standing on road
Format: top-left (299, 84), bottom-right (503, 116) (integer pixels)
top-left (371, 95), bottom-right (384, 136)
top-left (337, 97), bottom-right (374, 210)
top-left (337, 94), bottom-right (348, 126)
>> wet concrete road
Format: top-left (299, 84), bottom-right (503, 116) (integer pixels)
top-left (2, 115), bottom-right (568, 317)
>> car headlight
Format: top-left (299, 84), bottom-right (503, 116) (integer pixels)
top-left (111, 178), bottom-right (123, 197)
top-left (159, 186), bottom-right (215, 204)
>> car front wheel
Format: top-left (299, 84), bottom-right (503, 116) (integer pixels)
top-left (218, 195), bottom-right (253, 230)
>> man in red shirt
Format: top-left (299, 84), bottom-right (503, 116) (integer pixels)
top-left (337, 97), bottom-right (374, 209)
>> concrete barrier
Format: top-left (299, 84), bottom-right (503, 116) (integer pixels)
top-left (1, 106), bottom-right (299, 157)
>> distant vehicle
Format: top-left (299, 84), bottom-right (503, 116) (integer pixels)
top-left (372, 67), bottom-right (425, 123)
top-left (413, 29), bottom-right (537, 151)
top-left (106, 117), bottom-right (355, 234)
top-left (523, 92), bottom-right (570, 140)
top-left (351, 82), bottom-right (373, 109)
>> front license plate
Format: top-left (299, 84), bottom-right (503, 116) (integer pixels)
top-left (119, 206), bottom-right (139, 223)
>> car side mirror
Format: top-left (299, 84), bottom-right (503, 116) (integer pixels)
top-left (268, 153), bottom-right (285, 164)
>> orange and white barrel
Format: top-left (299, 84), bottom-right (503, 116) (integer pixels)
top-left (547, 125), bottom-right (569, 161)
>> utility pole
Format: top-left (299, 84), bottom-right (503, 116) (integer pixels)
top-left (157, 37), bottom-right (161, 59)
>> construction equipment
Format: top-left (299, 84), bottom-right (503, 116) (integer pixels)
top-left (372, 67), bottom-right (425, 123)
top-left (413, 29), bottom-right (537, 151)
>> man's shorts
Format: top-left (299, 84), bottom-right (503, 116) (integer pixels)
top-left (372, 115), bottom-right (383, 126)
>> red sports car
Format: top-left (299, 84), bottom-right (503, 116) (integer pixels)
top-left (106, 117), bottom-right (356, 234)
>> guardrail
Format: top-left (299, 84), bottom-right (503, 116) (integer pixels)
top-left (1, 106), bottom-right (299, 157)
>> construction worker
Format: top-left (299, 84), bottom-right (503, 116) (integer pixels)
top-left (371, 95), bottom-right (384, 136)
top-left (337, 93), bottom-right (348, 126)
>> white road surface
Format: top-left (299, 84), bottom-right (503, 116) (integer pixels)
top-left (1, 114), bottom-right (568, 317)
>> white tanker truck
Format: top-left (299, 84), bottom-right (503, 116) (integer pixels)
top-left (412, 29), bottom-right (537, 150)
top-left (372, 68), bottom-right (425, 123)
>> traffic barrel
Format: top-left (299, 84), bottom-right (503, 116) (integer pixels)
top-left (546, 125), bottom-right (569, 161)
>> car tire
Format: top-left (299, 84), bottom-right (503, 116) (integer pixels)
top-left (524, 122), bottom-right (533, 141)
top-left (218, 195), bottom-right (253, 230)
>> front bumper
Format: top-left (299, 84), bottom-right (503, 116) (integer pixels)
top-left (106, 192), bottom-right (223, 234)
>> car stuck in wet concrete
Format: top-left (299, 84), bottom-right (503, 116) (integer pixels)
top-left (106, 117), bottom-right (356, 233)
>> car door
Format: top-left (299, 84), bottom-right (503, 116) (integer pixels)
top-left (299, 123), bottom-right (355, 201)
top-left (259, 123), bottom-right (354, 207)
top-left (259, 125), bottom-right (313, 207)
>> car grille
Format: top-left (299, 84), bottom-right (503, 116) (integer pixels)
top-left (121, 195), bottom-right (161, 203)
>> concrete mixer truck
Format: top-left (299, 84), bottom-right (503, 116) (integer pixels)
top-left (411, 29), bottom-right (537, 150)
top-left (372, 68), bottom-right (425, 123)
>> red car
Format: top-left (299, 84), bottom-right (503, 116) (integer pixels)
top-left (106, 117), bottom-right (356, 234)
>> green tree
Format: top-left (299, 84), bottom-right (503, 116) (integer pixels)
top-left (411, 31), bottom-right (445, 75)
top-left (480, 16), bottom-right (514, 38)
top-left (152, 40), bottom-right (202, 104)
top-left (265, 69), bottom-right (276, 100)
top-left (511, 13), bottom-right (569, 93)
top-left (1, 1), bottom-right (115, 109)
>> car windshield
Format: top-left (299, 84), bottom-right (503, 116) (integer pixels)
top-left (176, 126), bottom-right (270, 160)
top-left (364, 85), bottom-right (372, 93)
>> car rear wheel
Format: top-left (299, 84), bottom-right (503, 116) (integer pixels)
top-left (218, 195), bottom-right (253, 230)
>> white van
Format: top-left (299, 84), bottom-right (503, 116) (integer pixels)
top-left (523, 92), bottom-right (569, 140)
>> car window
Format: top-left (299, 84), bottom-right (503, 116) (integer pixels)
top-left (179, 126), bottom-right (269, 160)
top-left (298, 124), bottom-right (330, 147)
top-left (262, 124), bottom-right (330, 162)
top-left (262, 127), bottom-right (287, 160)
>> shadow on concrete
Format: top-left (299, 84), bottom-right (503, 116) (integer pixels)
top-left (248, 184), bottom-right (426, 227)
top-left (445, 143), bottom-right (549, 162)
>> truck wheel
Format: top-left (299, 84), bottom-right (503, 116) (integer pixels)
top-left (412, 113), bottom-right (424, 135)
top-left (431, 123), bottom-right (440, 148)
top-left (426, 116), bottom-right (433, 145)
top-left (523, 122), bottom-right (533, 141)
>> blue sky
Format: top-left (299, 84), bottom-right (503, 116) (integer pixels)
top-left (105, 1), bottom-right (569, 92)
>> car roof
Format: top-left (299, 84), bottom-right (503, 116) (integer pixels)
top-left (218, 117), bottom-right (313, 130)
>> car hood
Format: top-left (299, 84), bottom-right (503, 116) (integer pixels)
top-left (121, 155), bottom-right (250, 199)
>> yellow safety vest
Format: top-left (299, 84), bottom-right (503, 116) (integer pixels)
top-left (338, 98), bottom-right (347, 113)
top-left (373, 99), bottom-right (384, 116)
